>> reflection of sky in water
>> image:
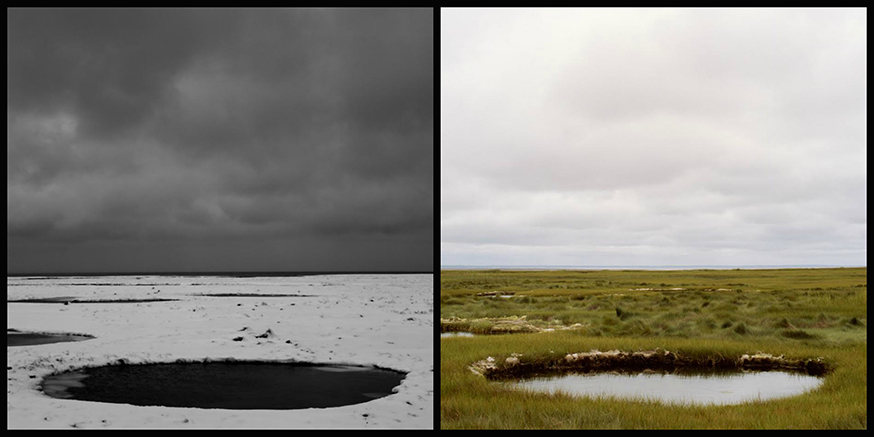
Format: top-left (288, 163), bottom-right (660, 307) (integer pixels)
top-left (510, 371), bottom-right (823, 406)
top-left (441, 332), bottom-right (475, 338)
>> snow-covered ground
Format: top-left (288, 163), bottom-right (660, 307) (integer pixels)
top-left (7, 274), bottom-right (433, 429)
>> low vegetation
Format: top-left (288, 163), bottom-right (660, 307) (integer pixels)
top-left (441, 268), bottom-right (867, 429)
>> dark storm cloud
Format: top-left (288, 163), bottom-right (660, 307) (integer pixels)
top-left (7, 8), bottom-right (239, 138)
top-left (7, 8), bottom-right (433, 273)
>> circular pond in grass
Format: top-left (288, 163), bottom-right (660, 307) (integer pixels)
top-left (505, 368), bottom-right (824, 406)
top-left (42, 362), bottom-right (407, 409)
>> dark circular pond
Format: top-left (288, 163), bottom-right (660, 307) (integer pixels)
top-left (42, 362), bottom-right (407, 410)
top-left (7, 332), bottom-right (94, 347)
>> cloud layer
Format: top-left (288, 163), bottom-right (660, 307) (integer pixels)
top-left (8, 8), bottom-right (433, 273)
top-left (442, 8), bottom-right (866, 267)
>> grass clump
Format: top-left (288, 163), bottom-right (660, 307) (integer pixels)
top-left (732, 322), bottom-right (749, 335)
top-left (614, 306), bottom-right (633, 320)
top-left (780, 329), bottom-right (819, 340)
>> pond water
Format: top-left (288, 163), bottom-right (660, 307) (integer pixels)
top-left (42, 362), bottom-right (407, 410)
top-left (441, 332), bottom-right (475, 338)
top-left (7, 332), bottom-right (94, 347)
top-left (7, 296), bottom-right (79, 303)
top-left (506, 369), bottom-right (823, 406)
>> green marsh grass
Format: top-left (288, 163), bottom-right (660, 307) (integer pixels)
top-left (441, 268), bottom-right (867, 429)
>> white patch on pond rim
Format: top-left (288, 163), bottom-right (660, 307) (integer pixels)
top-left (41, 372), bottom-right (89, 399)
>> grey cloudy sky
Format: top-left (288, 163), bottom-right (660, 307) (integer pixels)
top-left (8, 8), bottom-right (433, 273)
top-left (442, 8), bottom-right (866, 267)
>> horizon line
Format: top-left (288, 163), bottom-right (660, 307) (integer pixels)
top-left (7, 270), bottom-right (434, 277)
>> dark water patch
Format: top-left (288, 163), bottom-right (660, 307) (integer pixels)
top-left (41, 362), bottom-right (407, 410)
top-left (6, 281), bottom-right (177, 286)
top-left (506, 368), bottom-right (823, 406)
top-left (8, 298), bottom-right (178, 304)
top-left (6, 296), bottom-right (79, 303)
top-left (8, 331), bottom-right (94, 347)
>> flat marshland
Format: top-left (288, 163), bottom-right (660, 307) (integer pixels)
top-left (440, 268), bottom-right (867, 429)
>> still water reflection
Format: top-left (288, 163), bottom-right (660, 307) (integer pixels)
top-left (441, 332), bottom-right (475, 338)
top-left (508, 369), bottom-right (823, 405)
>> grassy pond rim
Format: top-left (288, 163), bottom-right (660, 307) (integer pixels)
top-left (471, 349), bottom-right (831, 380)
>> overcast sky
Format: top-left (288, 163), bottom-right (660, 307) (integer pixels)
top-left (442, 8), bottom-right (866, 267)
top-left (8, 8), bottom-right (433, 274)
